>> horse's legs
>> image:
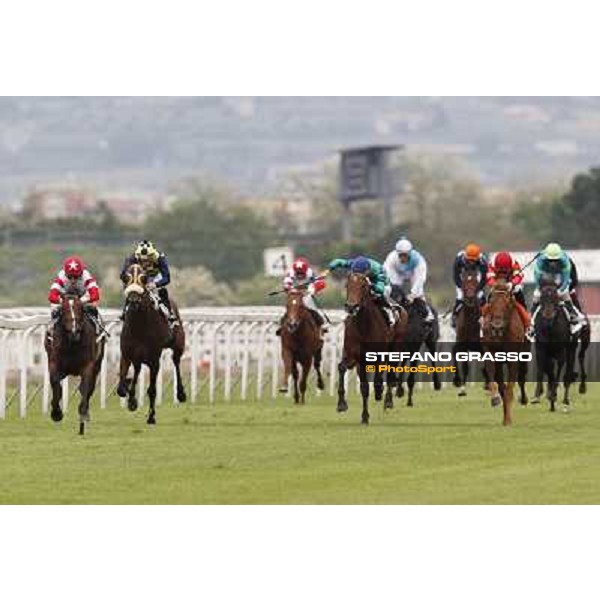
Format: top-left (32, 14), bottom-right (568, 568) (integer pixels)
top-left (503, 381), bottom-right (514, 426)
top-left (458, 360), bottom-right (469, 397)
top-left (425, 336), bottom-right (442, 391)
top-left (172, 345), bottom-right (187, 403)
top-left (452, 343), bottom-right (462, 388)
top-left (359, 366), bottom-right (370, 425)
top-left (518, 360), bottom-right (528, 405)
top-left (314, 344), bottom-right (325, 391)
top-left (384, 365), bottom-right (395, 410)
top-left (373, 369), bottom-right (384, 402)
top-left (337, 360), bottom-right (349, 412)
top-left (128, 362), bottom-right (142, 412)
top-left (291, 360), bottom-right (300, 404)
top-left (49, 366), bottom-right (64, 422)
top-left (77, 363), bottom-right (97, 435)
top-left (407, 361), bottom-right (416, 407)
top-left (280, 345), bottom-right (293, 394)
top-left (146, 360), bottom-right (159, 425)
top-left (117, 356), bottom-right (132, 399)
top-left (579, 339), bottom-right (589, 395)
top-left (396, 365), bottom-right (405, 398)
top-left (299, 358), bottom-right (311, 405)
top-left (533, 346), bottom-right (544, 403)
top-left (486, 361), bottom-right (501, 408)
top-left (546, 356), bottom-right (557, 412)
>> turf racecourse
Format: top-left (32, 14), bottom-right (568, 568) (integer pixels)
top-left (1, 384), bottom-right (599, 504)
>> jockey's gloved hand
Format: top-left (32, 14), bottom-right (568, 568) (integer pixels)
top-left (328, 259), bottom-right (346, 271)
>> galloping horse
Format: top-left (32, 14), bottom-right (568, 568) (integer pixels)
top-left (45, 294), bottom-right (106, 435)
top-left (337, 273), bottom-right (407, 424)
top-left (117, 263), bottom-right (186, 424)
top-left (481, 281), bottom-right (526, 426)
top-left (392, 288), bottom-right (441, 407)
top-left (279, 288), bottom-right (325, 404)
top-left (533, 282), bottom-right (575, 411)
top-left (452, 268), bottom-right (488, 396)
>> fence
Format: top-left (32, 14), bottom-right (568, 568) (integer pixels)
top-left (0, 307), bottom-right (598, 419)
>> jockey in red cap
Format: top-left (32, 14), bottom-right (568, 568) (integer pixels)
top-left (485, 251), bottom-right (530, 329)
top-left (279, 257), bottom-right (327, 332)
top-left (48, 256), bottom-right (102, 329)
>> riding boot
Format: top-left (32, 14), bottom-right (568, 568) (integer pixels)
top-left (423, 302), bottom-right (435, 323)
top-left (309, 309), bottom-right (328, 335)
top-left (451, 299), bottom-right (463, 329)
top-left (564, 299), bottom-right (585, 334)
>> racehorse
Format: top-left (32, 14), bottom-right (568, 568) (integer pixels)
top-left (278, 288), bottom-right (325, 404)
top-left (117, 263), bottom-right (186, 424)
top-left (392, 288), bottom-right (442, 407)
top-left (533, 282), bottom-right (576, 411)
top-left (45, 294), bottom-right (106, 435)
top-left (452, 268), bottom-right (488, 396)
top-left (481, 281), bottom-right (526, 426)
top-left (337, 273), bottom-right (407, 424)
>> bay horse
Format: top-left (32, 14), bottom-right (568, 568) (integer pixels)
top-left (337, 273), bottom-right (407, 424)
top-left (452, 268), bottom-right (488, 396)
top-left (392, 288), bottom-right (441, 407)
top-left (45, 294), bottom-right (106, 435)
top-left (117, 263), bottom-right (186, 424)
top-left (533, 282), bottom-right (575, 411)
top-left (481, 281), bottom-right (526, 426)
top-left (278, 289), bottom-right (325, 404)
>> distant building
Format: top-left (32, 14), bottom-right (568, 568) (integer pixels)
top-left (22, 183), bottom-right (173, 224)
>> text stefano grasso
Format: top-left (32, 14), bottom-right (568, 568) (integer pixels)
top-left (364, 351), bottom-right (533, 363)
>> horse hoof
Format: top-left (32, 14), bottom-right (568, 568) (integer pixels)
top-left (147, 414), bottom-right (156, 425)
top-left (520, 397), bottom-right (528, 406)
top-left (317, 379), bottom-right (325, 391)
top-left (337, 401), bottom-right (348, 413)
top-left (128, 399), bottom-right (138, 412)
top-left (458, 389), bottom-right (467, 397)
top-left (177, 390), bottom-right (187, 403)
top-left (278, 386), bottom-right (288, 394)
top-left (117, 383), bottom-right (128, 398)
top-left (491, 395), bottom-right (501, 408)
top-left (50, 408), bottom-right (63, 422)
top-left (397, 387), bottom-right (404, 398)
top-left (361, 415), bottom-right (369, 425)
top-left (531, 397), bottom-right (540, 405)
top-left (384, 399), bottom-right (394, 410)
top-left (433, 381), bottom-right (442, 391)
top-left (579, 382), bottom-right (587, 394)
top-left (79, 422), bottom-right (85, 435)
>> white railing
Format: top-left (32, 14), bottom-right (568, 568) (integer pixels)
top-left (0, 307), bottom-right (597, 419)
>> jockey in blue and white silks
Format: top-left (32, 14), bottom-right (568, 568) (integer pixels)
top-left (383, 237), bottom-right (434, 322)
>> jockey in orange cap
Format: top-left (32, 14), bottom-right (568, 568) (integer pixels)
top-left (48, 256), bottom-right (102, 330)
top-left (280, 257), bottom-right (327, 330)
top-left (451, 243), bottom-right (488, 328)
top-left (485, 251), bottom-right (530, 330)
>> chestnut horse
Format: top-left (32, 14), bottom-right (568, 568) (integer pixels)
top-left (337, 273), bottom-right (407, 424)
top-left (279, 289), bottom-right (325, 404)
top-left (482, 282), bottom-right (526, 426)
top-left (45, 294), bottom-right (106, 435)
top-left (117, 263), bottom-right (186, 424)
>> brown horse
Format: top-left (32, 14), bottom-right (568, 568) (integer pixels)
top-left (482, 282), bottom-right (526, 426)
top-left (337, 273), bottom-right (407, 424)
top-left (452, 268), bottom-right (488, 396)
top-left (117, 263), bottom-right (186, 424)
top-left (279, 289), bottom-right (325, 404)
top-left (45, 294), bottom-right (106, 435)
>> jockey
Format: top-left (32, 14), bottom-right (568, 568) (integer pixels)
top-left (120, 240), bottom-right (176, 323)
top-left (451, 243), bottom-right (488, 327)
top-left (485, 251), bottom-right (530, 330)
top-left (531, 242), bottom-right (585, 334)
top-left (383, 237), bottom-right (434, 322)
top-left (282, 257), bottom-right (327, 328)
top-left (48, 256), bottom-right (101, 329)
top-left (568, 256), bottom-right (584, 312)
top-left (328, 255), bottom-right (396, 325)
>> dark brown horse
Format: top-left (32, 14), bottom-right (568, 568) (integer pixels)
top-left (117, 263), bottom-right (186, 424)
top-left (452, 268), bottom-right (488, 396)
top-left (279, 289), bottom-right (325, 404)
top-left (337, 273), bottom-right (407, 424)
top-left (45, 294), bottom-right (106, 435)
top-left (482, 282), bottom-right (526, 426)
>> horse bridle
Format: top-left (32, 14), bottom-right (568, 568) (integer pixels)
top-left (345, 273), bottom-right (370, 316)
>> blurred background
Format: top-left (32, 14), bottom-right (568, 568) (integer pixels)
top-left (0, 96), bottom-right (598, 310)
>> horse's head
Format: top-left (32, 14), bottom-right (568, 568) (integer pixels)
top-left (461, 269), bottom-right (479, 305)
top-left (59, 294), bottom-right (85, 342)
top-left (124, 263), bottom-right (149, 310)
top-left (284, 289), bottom-right (307, 333)
top-left (345, 273), bottom-right (370, 316)
top-left (485, 281), bottom-right (513, 338)
top-left (540, 281), bottom-right (559, 320)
